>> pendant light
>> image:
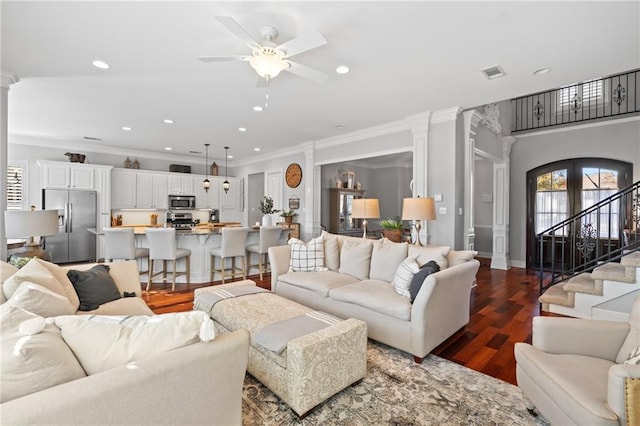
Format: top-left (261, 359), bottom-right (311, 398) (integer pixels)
top-left (223, 146), bottom-right (230, 194)
top-left (202, 143), bottom-right (210, 192)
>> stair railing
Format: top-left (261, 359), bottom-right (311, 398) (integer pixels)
top-left (538, 180), bottom-right (640, 296)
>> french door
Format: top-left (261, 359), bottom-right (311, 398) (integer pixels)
top-left (526, 158), bottom-right (632, 269)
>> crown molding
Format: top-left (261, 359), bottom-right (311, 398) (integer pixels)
top-left (1, 72), bottom-right (19, 89)
top-left (430, 106), bottom-right (463, 124)
top-left (314, 118), bottom-right (411, 150)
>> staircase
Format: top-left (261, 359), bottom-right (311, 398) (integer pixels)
top-left (538, 180), bottom-right (640, 321)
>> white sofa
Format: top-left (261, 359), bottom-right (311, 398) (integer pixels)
top-left (268, 232), bottom-right (480, 362)
top-left (0, 259), bottom-right (251, 425)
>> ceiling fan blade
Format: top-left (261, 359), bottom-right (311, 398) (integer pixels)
top-left (198, 55), bottom-right (250, 62)
top-left (285, 61), bottom-right (328, 84)
top-left (214, 16), bottom-right (261, 50)
top-left (276, 31), bottom-right (327, 58)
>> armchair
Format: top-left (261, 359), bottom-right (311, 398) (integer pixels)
top-left (514, 295), bottom-right (640, 425)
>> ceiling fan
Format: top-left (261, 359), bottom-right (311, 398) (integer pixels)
top-left (198, 16), bottom-right (328, 84)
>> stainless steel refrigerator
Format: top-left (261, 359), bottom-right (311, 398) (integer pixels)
top-left (42, 189), bottom-right (97, 263)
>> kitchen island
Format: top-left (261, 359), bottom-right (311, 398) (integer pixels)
top-left (127, 225), bottom-right (290, 283)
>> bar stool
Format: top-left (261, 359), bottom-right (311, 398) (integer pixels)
top-left (144, 228), bottom-right (191, 291)
top-left (210, 227), bottom-right (249, 283)
top-left (103, 228), bottom-right (149, 275)
top-left (246, 226), bottom-right (282, 280)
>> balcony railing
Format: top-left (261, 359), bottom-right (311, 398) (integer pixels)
top-left (512, 69), bottom-right (639, 133)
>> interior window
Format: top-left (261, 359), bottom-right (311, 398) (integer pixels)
top-left (535, 169), bottom-right (568, 235)
top-left (7, 165), bottom-right (24, 210)
top-left (581, 167), bottom-right (619, 238)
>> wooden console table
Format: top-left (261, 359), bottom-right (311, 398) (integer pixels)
top-left (277, 222), bottom-right (300, 240)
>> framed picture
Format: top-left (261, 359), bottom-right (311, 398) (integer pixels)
top-left (289, 195), bottom-right (300, 210)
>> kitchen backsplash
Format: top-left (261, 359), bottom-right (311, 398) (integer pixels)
top-left (111, 210), bottom-right (210, 226)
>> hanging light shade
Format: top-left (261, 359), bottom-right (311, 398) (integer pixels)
top-left (223, 146), bottom-right (230, 194)
top-left (249, 48), bottom-right (287, 80)
top-left (203, 143), bottom-right (210, 192)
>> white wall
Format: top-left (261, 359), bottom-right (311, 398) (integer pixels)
top-left (509, 118), bottom-right (640, 265)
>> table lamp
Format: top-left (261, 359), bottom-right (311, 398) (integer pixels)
top-left (401, 197), bottom-right (436, 246)
top-left (351, 198), bottom-right (380, 238)
top-left (5, 208), bottom-right (59, 261)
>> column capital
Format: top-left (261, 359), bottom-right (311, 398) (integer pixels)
top-left (1, 72), bottom-right (19, 89)
top-left (430, 106), bottom-right (463, 125)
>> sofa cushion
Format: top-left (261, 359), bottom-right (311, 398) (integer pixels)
top-left (0, 305), bottom-right (86, 403)
top-left (3, 258), bottom-right (80, 309)
top-left (79, 297), bottom-right (154, 316)
top-left (288, 236), bottom-right (327, 272)
top-left (54, 311), bottom-right (214, 375)
top-left (66, 264), bottom-right (121, 311)
top-left (616, 295), bottom-right (640, 363)
top-left (278, 270), bottom-right (359, 297)
top-left (0, 261), bottom-right (18, 304)
top-left (409, 260), bottom-right (440, 303)
top-left (447, 249), bottom-right (478, 267)
top-left (408, 245), bottom-right (450, 270)
top-left (370, 239), bottom-right (408, 283)
top-left (6, 281), bottom-right (76, 317)
top-left (338, 239), bottom-right (373, 280)
top-left (322, 231), bottom-right (341, 271)
top-left (329, 280), bottom-right (412, 321)
top-left (393, 255), bottom-right (420, 298)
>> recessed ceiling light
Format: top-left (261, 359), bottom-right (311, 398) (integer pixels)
top-left (121, 126), bottom-right (132, 131)
top-left (164, 147), bottom-right (172, 151)
top-left (92, 60), bottom-right (110, 69)
top-left (228, 155), bottom-right (234, 159)
top-left (238, 127), bottom-right (247, 132)
top-left (163, 119), bottom-right (174, 124)
top-left (336, 65), bottom-right (350, 74)
top-left (253, 106), bottom-right (263, 112)
top-left (533, 67), bottom-right (551, 76)
top-left (254, 147), bottom-right (261, 151)
top-left (335, 124), bottom-right (344, 129)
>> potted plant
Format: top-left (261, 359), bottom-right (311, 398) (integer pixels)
top-left (259, 196), bottom-right (280, 227)
top-left (280, 209), bottom-right (298, 225)
top-left (380, 218), bottom-right (404, 243)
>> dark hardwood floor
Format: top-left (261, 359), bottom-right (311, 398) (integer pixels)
top-left (141, 257), bottom-right (545, 386)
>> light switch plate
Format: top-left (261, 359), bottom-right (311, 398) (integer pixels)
top-left (439, 207), bottom-right (447, 215)
top-left (434, 194), bottom-right (443, 202)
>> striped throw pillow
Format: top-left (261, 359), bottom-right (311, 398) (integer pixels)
top-left (393, 255), bottom-right (420, 298)
top-left (288, 236), bottom-right (327, 272)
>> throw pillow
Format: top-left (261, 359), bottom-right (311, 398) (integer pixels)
top-left (7, 281), bottom-right (76, 317)
top-left (369, 238), bottom-right (408, 283)
top-left (625, 345), bottom-right (640, 365)
top-left (67, 264), bottom-right (121, 311)
top-left (3, 258), bottom-right (79, 309)
top-left (288, 236), bottom-right (327, 272)
top-left (408, 245), bottom-right (450, 270)
top-left (339, 239), bottom-right (374, 280)
top-left (448, 249), bottom-right (478, 267)
top-left (0, 261), bottom-right (19, 304)
top-left (409, 260), bottom-right (440, 303)
top-left (0, 305), bottom-right (86, 403)
top-left (321, 231), bottom-right (341, 271)
top-left (54, 311), bottom-right (215, 375)
top-left (392, 255), bottom-right (420, 298)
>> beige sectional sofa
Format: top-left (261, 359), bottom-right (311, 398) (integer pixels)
top-left (269, 232), bottom-right (480, 362)
top-left (1, 259), bottom-right (250, 425)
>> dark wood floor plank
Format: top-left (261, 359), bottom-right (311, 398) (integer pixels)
top-left (141, 258), bottom-right (548, 386)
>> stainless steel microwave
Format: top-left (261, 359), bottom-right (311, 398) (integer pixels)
top-left (168, 195), bottom-right (196, 210)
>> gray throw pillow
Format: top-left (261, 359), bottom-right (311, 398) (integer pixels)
top-left (409, 260), bottom-right (440, 303)
top-left (67, 265), bottom-right (121, 311)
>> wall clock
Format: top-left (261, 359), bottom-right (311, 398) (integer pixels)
top-left (285, 163), bottom-right (302, 188)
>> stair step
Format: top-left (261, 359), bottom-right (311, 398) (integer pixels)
top-left (539, 284), bottom-right (575, 308)
top-left (563, 273), bottom-right (603, 296)
top-left (621, 251), bottom-right (640, 267)
top-left (592, 262), bottom-right (636, 283)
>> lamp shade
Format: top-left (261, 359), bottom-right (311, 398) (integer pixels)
top-left (351, 198), bottom-right (380, 219)
top-left (401, 197), bottom-right (436, 221)
top-left (5, 209), bottom-right (59, 239)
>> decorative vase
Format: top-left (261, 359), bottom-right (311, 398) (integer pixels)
top-left (262, 215), bottom-right (272, 227)
top-left (284, 216), bottom-right (293, 225)
top-left (382, 229), bottom-right (402, 243)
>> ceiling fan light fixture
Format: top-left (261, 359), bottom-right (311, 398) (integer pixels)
top-left (249, 49), bottom-right (287, 79)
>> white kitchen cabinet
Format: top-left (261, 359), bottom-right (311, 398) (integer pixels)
top-left (168, 175), bottom-right (194, 195)
top-left (39, 161), bottom-right (95, 190)
top-left (95, 167), bottom-right (113, 260)
top-left (220, 177), bottom-right (240, 222)
top-left (111, 169), bottom-right (137, 209)
top-left (136, 173), bottom-right (167, 209)
top-left (195, 177), bottom-right (222, 209)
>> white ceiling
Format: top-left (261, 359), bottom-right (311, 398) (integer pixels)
top-left (3, 1), bottom-right (639, 164)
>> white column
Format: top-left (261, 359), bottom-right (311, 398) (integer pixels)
top-left (302, 141), bottom-right (319, 240)
top-left (1, 72), bottom-right (19, 262)
top-left (463, 110), bottom-right (483, 251)
top-left (491, 136), bottom-right (515, 270)
top-left (407, 112), bottom-right (431, 244)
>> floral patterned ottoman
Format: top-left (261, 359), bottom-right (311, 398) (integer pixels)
top-left (194, 280), bottom-right (367, 416)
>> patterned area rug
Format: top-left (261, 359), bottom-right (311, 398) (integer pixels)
top-left (242, 341), bottom-right (549, 425)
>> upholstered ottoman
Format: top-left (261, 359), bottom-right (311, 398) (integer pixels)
top-left (194, 280), bottom-right (367, 416)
